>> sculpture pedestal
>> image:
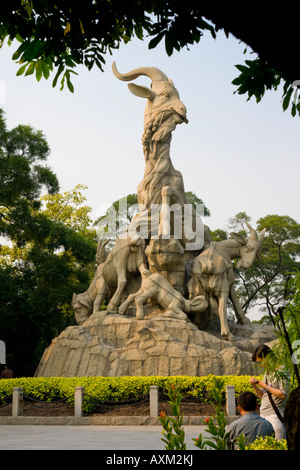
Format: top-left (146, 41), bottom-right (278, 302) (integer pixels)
top-left (145, 237), bottom-right (193, 294)
top-left (35, 309), bottom-right (276, 378)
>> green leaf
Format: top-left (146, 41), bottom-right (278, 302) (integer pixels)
top-left (235, 64), bottom-right (248, 73)
top-left (16, 63), bottom-right (27, 76)
top-left (148, 31), bottom-right (165, 50)
top-left (12, 48), bottom-right (22, 60)
top-left (60, 73), bottom-right (65, 91)
top-left (65, 70), bottom-right (74, 93)
top-left (134, 24), bottom-right (144, 40)
top-left (25, 61), bottom-right (36, 76)
top-left (21, 40), bottom-right (41, 62)
top-left (52, 64), bottom-right (64, 88)
top-left (35, 60), bottom-right (43, 82)
top-left (165, 33), bottom-right (173, 57)
top-left (15, 34), bottom-right (24, 43)
top-left (231, 76), bottom-right (244, 86)
top-left (192, 30), bottom-right (202, 43)
top-left (65, 56), bottom-right (76, 68)
top-left (282, 86), bottom-right (293, 111)
top-left (41, 60), bottom-right (50, 79)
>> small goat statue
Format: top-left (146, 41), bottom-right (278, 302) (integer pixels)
top-left (188, 223), bottom-right (266, 340)
top-left (119, 270), bottom-right (208, 321)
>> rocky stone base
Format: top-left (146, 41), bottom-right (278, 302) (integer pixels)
top-left (35, 307), bottom-right (276, 378)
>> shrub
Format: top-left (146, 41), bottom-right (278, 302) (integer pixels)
top-left (0, 374), bottom-right (262, 413)
top-left (245, 435), bottom-right (287, 450)
top-left (193, 376), bottom-right (230, 450)
top-left (159, 384), bottom-right (186, 450)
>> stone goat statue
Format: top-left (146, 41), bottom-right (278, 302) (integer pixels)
top-left (119, 270), bottom-right (208, 321)
top-left (112, 61), bottom-right (188, 211)
top-left (112, 62), bottom-right (205, 252)
top-left (72, 234), bottom-right (148, 325)
top-left (187, 223), bottom-right (266, 340)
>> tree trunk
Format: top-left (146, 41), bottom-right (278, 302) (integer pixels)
top-left (285, 386), bottom-right (300, 450)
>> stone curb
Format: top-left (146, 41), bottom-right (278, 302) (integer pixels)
top-left (0, 415), bottom-right (239, 426)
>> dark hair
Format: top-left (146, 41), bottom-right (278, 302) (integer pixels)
top-left (252, 344), bottom-right (271, 362)
top-left (237, 391), bottom-right (257, 412)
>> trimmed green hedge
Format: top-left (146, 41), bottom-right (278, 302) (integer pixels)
top-left (0, 374), bottom-right (261, 413)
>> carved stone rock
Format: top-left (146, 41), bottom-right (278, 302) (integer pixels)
top-left (35, 309), bottom-right (276, 378)
top-left (145, 238), bottom-right (187, 294)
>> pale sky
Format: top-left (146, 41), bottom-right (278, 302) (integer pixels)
top-left (0, 31), bottom-right (299, 236)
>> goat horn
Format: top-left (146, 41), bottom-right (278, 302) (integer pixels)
top-left (112, 61), bottom-right (168, 82)
top-left (258, 228), bottom-right (266, 244)
top-left (246, 221), bottom-right (258, 239)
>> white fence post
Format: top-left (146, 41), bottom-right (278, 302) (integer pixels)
top-left (12, 387), bottom-right (23, 417)
top-left (226, 385), bottom-right (236, 416)
top-left (150, 386), bottom-right (159, 417)
top-left (74, 387), bottom-right (85, 417)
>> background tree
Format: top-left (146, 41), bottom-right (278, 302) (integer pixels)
top-left (0, 1), bottom-right (299, 115)
top-left (227, 211), bottom-right (252, 237)
top-left (222, 212), bottom-right (300, 325)
top-left (185, 191), bottom-right (210, 217)
top-left (0, 111), bottom-right (97, 376)
top-left (40, 183), bottom-right (94, 235)
top-left (0, 109), bottom-right (59, 246)
top-left (210, 229), bottom-right (227, 242)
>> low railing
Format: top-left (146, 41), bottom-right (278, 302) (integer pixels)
top-left (8, 385), bottom-right (237, 418)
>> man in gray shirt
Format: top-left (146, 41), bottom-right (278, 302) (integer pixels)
top-left (226, 391), bottom-right (274, 449)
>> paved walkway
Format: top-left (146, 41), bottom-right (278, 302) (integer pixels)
top-left (0, 425), bottom-right (209, 450)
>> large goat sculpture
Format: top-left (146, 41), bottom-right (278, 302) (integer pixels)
top-left (112, 62), bottom-right (207, 250)
top-left (112, 62), bottom-right (188, 212)
top-left (188, 223), bottom-right (266, 340)
top-left (72, 64), bottom-right (194, 325)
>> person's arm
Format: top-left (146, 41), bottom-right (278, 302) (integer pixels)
top-left (256, 381), bottom-right (287, 400)
top-left (249, 377), bottom-right (264, 398)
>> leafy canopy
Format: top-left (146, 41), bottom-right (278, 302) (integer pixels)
top-left (0, 1), bottom-right (299, 115)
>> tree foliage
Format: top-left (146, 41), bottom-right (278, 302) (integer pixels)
top-left (0, 2), bottom-right (299, 115)
top-left (0, 109), bottom-right (59, 246)
top-left (0, 111), bottom-right (96, 376)
top-left (232, 57), bottom-right (300, 118)
top-left (185, 191), bottom-right (210, 217)
top-left (251, 272), bottom-right (300, 392)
